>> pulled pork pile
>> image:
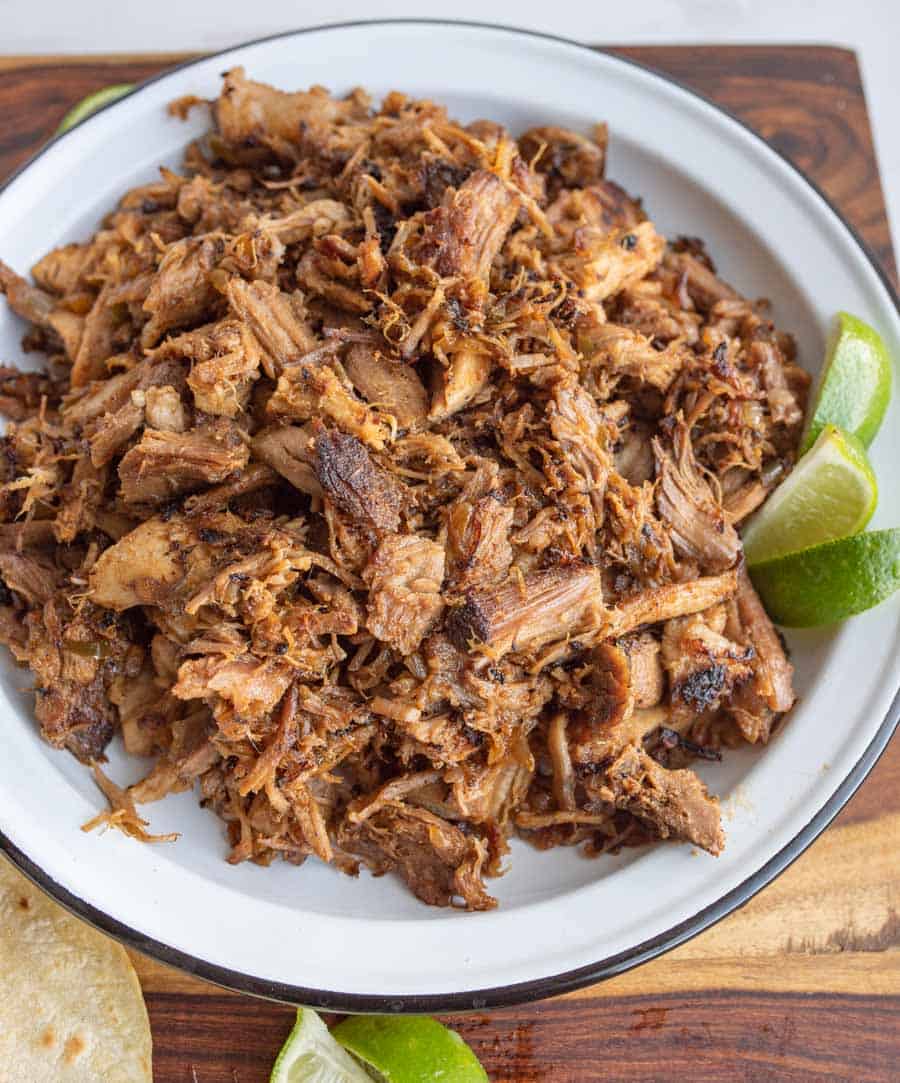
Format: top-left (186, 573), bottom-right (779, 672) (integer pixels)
top-left (0, 71), bottom-right (808, 908)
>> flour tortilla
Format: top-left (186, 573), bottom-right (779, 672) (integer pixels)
top-left (0, 857), bottom-right (152, 1082)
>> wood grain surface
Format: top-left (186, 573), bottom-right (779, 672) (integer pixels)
top-left (1, 44), bottom-right (897, 1083)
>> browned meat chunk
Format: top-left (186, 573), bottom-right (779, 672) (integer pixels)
top-left (445, 470), bottom-right (514, 594)
top-left (664, 249), bottom-right (738, 311)
top-left (251, 424), bottom-right (320, 496)
top-left (0, 259), bottom-right (85, 366)
top-left (0, 366), bottom-right (56, 421)
top-left (549, 379), bottom-right (615, 521)
top-left (313, 427), bottom-right (407, 535)
top-left (269, 361), bottom-right (391, 449)
top-left (653, 422), bottom-right (740, 572)
top-left (225, 278), bottom-right (316, 376)
top-left (735, 568), bottom-right (795, 713)
top-left (0, 552), bottom-right (60, 605)
top-left (418, 170), bottom-right (520, 283)
top-left (448, 564), bottom-right (604, 656)
top-left (339, 804), bottom-right (495, 910)
top-left (598, 743), bottom-right (724, 854)
top-left (141, 236), bottom-right (224, 347)
top-left (364, 534), bottom-right (445, 656)
top-left (751, 339), bottom-right (804, 429)
top-left (88, 516), bottom-right (197, 610)
top-left (607, 570), bottom-right (739, 638)
top-left (429, 346), bottom-right (492, 420)
top-left (24, 598), bottom-right (134, 762)
top-left (344, 343), bottom-right (428, 429)
top-left (174, 319), bottom-right (261, 417)
top-left (518, 125), bottom-right (606, 196)
top-left (580, 322), bottom-right (684, 392)
top-left (31, 243), bottom-right (91, 295)
top-left (0, 258), bottom-right (55, 326)
top-left (173, 655), bottom-right (293, 720)
top-left (215, 66), bottom-right (369, 163)
top-left (119, 421), bottom-right (249, 504)
top-left (661, 609), bottom-right (754, 720)
top-left (557, 220), bottom-right (665, 302)
top-left (585, 640), bottom-right (634, 730)
top-left (726, 567), bottom-right (796, 743)
top-left (623, 633), bottom-right (665, 709)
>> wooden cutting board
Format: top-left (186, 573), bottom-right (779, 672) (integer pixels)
top-left (1, 43), bottom-right (898, 1083)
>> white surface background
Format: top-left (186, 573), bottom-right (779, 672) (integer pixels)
top-left (1, 0), bottom-right (898, 257)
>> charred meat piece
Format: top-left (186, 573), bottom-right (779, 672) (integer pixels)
top-left (661, 610), bottom-right (754, 719)
top-left (313, 427), bottom-right (408, 535)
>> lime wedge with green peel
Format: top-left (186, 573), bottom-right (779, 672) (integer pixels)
top-left (800, 311), bottom-right (893, 453)
top-left (741, 424), bottom-right (876, 566)
top-left (749, 528), bottom-right (900, 627)
top-left (56, 84), bottom-right (135, 135)
top-left (332, 1015), bottom-right (488, 1083)
top-left (270, 1008), bottom-right (375, 1083)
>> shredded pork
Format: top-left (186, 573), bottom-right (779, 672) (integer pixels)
top-left (0, 71), bottom-right (807, 908)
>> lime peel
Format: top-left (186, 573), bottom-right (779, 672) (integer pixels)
top-left (56, 84), bottom-right (135, 135)
top-left (741, 424), bottom-right (876, 566)
top-left (270, 1008), bottom-right (375, 1083)
top-left (749, 528), bottom-right (900, 627)
top-left (800, 311), bottom-right (893, 453)
top-left (332, 1015), bottom-right (488, 1083)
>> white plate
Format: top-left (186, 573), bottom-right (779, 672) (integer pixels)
top-left (1, 20), bottom-right (898, 1012)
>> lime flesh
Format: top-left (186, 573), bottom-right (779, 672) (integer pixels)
top-left (800, 311), bottom-right (893, 453)
top-left (56, 84), bottom-right (135, 135)
top-left (749, 528), bottom-right (900, 627)
top-left (741, 424), bottom-right (876, 566)
top-left (270, 1009), bottom-right (375, 1083)
top-left (332, 1015), bottom-right (488, 1083)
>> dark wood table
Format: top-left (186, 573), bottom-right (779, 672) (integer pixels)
top-left (1, 44), bottom-right (897, 1083)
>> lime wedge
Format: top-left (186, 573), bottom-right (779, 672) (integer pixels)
top-left (741, 424), bottom-right (876, 566)
top-left (332, 1015), bottom-right (488, 1083)
top-left (749, 528), bottom-right (900, 627)
top-left (800, 311), bottom-right (893, 453)
top-left (56, 84), bottom-right (135, 135)
top-left (270, 1008), bottom-right (375, 1083)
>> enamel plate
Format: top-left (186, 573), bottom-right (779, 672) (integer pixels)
top-left (1, 21), bottom-right (898, 1011)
